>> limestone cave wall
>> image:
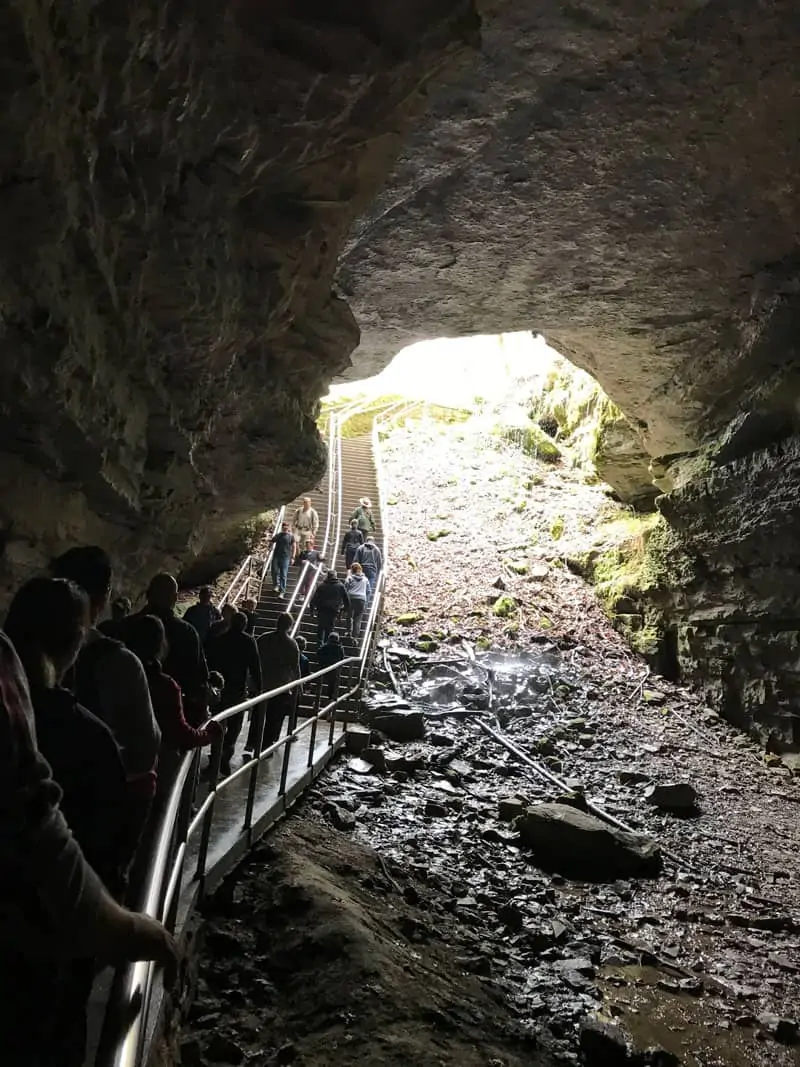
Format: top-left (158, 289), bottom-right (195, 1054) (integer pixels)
top-left (2, 0), bottom-right (800, 740)
top-left (0, 0), bottom-right (477, 596)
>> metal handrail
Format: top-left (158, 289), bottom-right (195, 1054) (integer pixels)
top-left (100, 401), bottom-right (393, 1067)
top-left (216, 505), bottom-right (287, 611)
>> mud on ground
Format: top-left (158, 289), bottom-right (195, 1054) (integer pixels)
top-left (181, 818), bottom-right (550, 1067)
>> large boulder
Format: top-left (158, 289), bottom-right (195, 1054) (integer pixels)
top-left (516, 803), bottom-right (662, 880)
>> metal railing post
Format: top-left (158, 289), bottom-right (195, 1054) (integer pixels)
top-left (194, 732), bottom-right (223, 887)
top-left (306, 682), bottom-right (323, 767)
top-left (166, 750), bottom-right (198, 931)
top-left (244, 701), bottom-right (266, 839)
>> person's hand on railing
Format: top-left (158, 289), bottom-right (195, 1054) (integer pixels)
top-left (202, 719), bottom-right (224, 742)
top-left (100, 908), bottom-right (180, 985)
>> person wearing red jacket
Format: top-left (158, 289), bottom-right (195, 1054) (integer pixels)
top-left (125, 614), bottom-right (222, 799)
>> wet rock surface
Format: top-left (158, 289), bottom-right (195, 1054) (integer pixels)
top-left (307, 642), bottom-right (800, 1067)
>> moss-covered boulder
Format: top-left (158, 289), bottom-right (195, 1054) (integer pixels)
top-left (492, 595), bottom-right (518, 618)
top-left (426, 528), bottom-right (452, 541)
top-left (500, 424), bottom-right (561, 463)
top-left (394, 611), bottom-right (425, 625)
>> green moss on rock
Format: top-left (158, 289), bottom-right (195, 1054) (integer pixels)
top-left (492, 595), bottom-right (518, 618)
top-left (426, 528), bottom-right (452, 541)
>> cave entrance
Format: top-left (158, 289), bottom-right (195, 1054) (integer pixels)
top-left (326, 329), bottom-right (666, 674)
top-left (327, 330), bottom-right (623, 481)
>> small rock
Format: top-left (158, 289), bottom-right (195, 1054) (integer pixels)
top-left (368, 708), bottom-right (425, 741)
top-left (497, 902), bottom-right (524, 931)
top-left (578, 1017), bottom-right (633, 1065)
top-left (492, 576), bottom-right (507, 590)
top-left (498, 796), bottom-right (527, 822)
top-left (757, 1012), bottom-right (799, 1045)
top-left (644, 782), bottom-right (699, 814)
top-left (424, 800), bottom-right (449, 818)
top-left (323, 802), bottom-right (356, 832)
top-left (554, 791), bottom-right (589, 812)
top-left (207, 1035), bottom-right (245, 1064)
top-left (642, 689), bottom-right (667, 705)
top-left (361, 746), bottom-right (387, 772)
top-left (180, 1038), bottom-right (203, 1066)
top-left (403, 885), bottom-right (420, 905)
top-left (429, 732), bottom-right (454, 747)
top-left (456, 954), bottom-right (493, 977)
top-left (347, 757), bottom-right (375, 775)
top-left (344, 726), bottom-right (372, 754)
top-left (618, 770), bottom-right (650, 786)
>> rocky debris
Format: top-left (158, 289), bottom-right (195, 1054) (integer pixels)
top-left (579, 1018), bottom-right (634, 1066)
top-left (517, 804), bottom-right (662, 880)
top-left (323, 802), bottom-right (356, 833)
top-left (498, 796), bottom-right (527, 822)
top-left (186, 820), bottom-right (541, 1067)
top-left (644, 783), bottom-right (699, 815)
top-left (424, 800), bottom-right (449, 818)
top-left (345, 727), bottom-right (372, 755)
top-left (361, 747), bottom-right (388, 773)
top-left (757, 1013), bottom-right (799, 1045)
top-left (366, 708), bottom-right (425, 742)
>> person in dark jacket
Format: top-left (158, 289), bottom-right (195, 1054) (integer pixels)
top-left (140, 573), bottom-right (209, 725)
top-left (317, 632), bottom-right (345, 703)
top-left (252, 613), bottom-right (300, 755)
top-left (205, 611), bottom-right (262, 774)
top-left (270, 521), bottom-right (296, 598)
top-left (98, 595), bottom-right (131, 639)
top-left (341, 519), bottom-right (364, 569)
top-left (240, 597), bottom-right (257, 635)
top-left (52, 546), bottom-right (159, 885)
top-left (125, 614), bottom-right (223, 796)
top-left (0, 628), bottom-right (176, 1067)
top-left (354, 536), bottom-right (383, 594)
top-left (296, 539), bottom-right (326, 600)
top-left (183, 586), bottom-right (222, 642)
top-left (311, 570), bottom-right (350, 648)
top-left (5, 577), bottom-right (130, 1067)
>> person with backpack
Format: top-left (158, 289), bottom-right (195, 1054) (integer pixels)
top-left (344, 563), bottom-right (369, 641)
top-left (0, 627), bottom-right (176, 1067)
top-left (350, 497), bottom-right (375, 537)
top-left (51, 547), bottom-right (160, 880)
top-left (292, 496), bottom-right (319, 552)
top-left (182, 586), bottom-right (222, 642)
top-left (311, 570), bottom-right (350, 649)
top-left (296, 538), bottom-right (326, 601)
top-left (4, 577), bottom-right (137, 1065)
top-left (341, 519), bottom-right (364, 569)
top-left (354, 536), bottom-right (383, 594)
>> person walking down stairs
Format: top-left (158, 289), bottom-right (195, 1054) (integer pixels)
top-left (293, 497), bottom-right (319, 553)
top-left (269, 521), bottom-right (297, 599)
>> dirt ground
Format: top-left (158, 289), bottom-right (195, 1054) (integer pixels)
top-left (182, 817), bottom-right (550, 1067)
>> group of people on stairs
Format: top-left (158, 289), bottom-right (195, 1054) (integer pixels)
top-left (0, 488), bottom-right (385, 1065)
